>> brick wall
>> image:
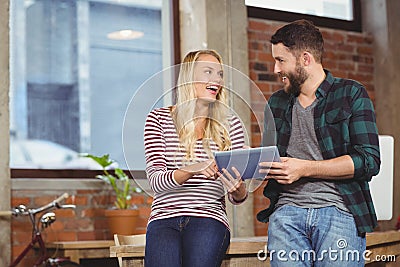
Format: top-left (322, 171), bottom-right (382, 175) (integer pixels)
top-left (248, 18), bottom-right (375, 236)
top-left (10, 188), bottom-right (151, 266)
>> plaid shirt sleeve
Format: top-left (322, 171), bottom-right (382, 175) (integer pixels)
top-left (347, 86), bottom-right (381, 180)
top-left (315, 72), bottom-right (381, 235)
top-left (315, 75), bottom-right (381, 180)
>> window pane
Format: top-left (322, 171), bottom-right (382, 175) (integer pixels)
top-left (245, 0), bottom-right (354, 21)
top-left (10, 0), bottom-right (168, 169)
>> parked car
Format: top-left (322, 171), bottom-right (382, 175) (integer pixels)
top-left (10, 139), bottom-right (102, 169)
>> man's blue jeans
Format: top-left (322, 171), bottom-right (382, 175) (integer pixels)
top-left (267, 205), bottom-right (366, 267)
top-left (144, 216), bottom-right (230, 267)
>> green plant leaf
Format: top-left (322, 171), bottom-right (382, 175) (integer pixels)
top-left (95, 174), bottom-right (112, 184)
top-left (83, 154), bottom-right (114, 168)
top-left (115, 168), bottom-right (128, 181)
top-left (85, 153), bottom-right (141, 209)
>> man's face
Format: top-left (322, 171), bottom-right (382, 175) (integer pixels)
top-left (271, 43), bottom-right (308, 96)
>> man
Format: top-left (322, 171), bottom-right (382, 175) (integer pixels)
top-left (257, 20), bottom-right (381, 266)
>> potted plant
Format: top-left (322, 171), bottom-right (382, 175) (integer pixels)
top-left (85, 154), bottom-right (142, 235)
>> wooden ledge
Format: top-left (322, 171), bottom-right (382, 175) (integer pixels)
top-left (45, 231), bottom-right (400, 266)
top-left (108, 236), bottom-right (268, 258)
top-left (366, 230), bottom-right (400, 246)
top-left (46, 240), bottom-right (115, 249)
top-left (46, 231), bottom-right (400, 254)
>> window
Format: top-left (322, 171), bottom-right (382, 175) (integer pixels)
top-left (10, 0), bottom-right (178, 170)
top-left (246, 0), bottom-right (361, 32)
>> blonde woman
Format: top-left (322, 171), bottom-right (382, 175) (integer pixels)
top-left (144, 50), bottom-right (247, 267)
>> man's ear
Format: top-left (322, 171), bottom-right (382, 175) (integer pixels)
top-left (302, 52), bottom-right (313, 66)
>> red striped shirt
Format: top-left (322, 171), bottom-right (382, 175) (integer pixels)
top-left (144, 107), bottom-right (245, 228)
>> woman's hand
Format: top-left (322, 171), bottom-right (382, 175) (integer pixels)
top-left (218, 167), bottom-right (247, 202)
top-left (180, 159), bottom-right (219, 180)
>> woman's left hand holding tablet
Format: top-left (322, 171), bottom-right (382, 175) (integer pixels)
top-left (218, 167), bottom-right (247, 202)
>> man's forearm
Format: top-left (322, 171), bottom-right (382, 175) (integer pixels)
top-left (304, 155), bottom-right (355, 179)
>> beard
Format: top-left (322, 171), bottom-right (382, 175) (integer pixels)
top-left (283, 62), bottom-right (308, 97)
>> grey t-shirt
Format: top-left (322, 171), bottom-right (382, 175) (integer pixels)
top-left (276, 98), bottom-right (349, 211)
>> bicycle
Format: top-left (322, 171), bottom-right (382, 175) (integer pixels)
top-left (0, 193), bottom-right (83, 267)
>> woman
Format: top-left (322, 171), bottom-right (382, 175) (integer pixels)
top-left (144, 49), bottom-right (248, 267)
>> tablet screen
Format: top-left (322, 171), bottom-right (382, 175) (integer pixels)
top-left (214, 146), bottom-right (280, 180)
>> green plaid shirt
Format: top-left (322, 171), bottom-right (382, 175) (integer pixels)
top-left (257, 70), bottom-right (381, 236)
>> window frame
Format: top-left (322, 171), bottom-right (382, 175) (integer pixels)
top-left (247, 0), bottom-right (362, 32)
top-left (10, 0), bottom-right (180, 178)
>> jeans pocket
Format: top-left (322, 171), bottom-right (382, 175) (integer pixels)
top-left (334, 206), bottom-right (353, 218)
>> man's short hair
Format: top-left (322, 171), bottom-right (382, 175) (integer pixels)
top-left (271, 19), bottom-right (324, 63)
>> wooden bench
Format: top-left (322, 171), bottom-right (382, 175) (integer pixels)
top-left (46, 231), bottom-right (400, 266)
top-left (109, 231), bottom-right (400, 267)
top-left (46, 240), bottom-right (115, 263)
top-left (106, 236), bottom-right (267, 267)
top-left (46, 237), bottom-right (267, 266)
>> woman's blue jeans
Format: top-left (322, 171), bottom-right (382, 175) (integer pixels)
top-left (267, 205), bottom-right (366, 267)
top-left (144, 216), bottom-right (230, 267)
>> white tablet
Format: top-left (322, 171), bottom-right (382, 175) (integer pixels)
top-left (214, 146), bottom-right (281, 180)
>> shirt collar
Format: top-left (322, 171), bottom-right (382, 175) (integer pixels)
top-left (315, 69), bottom-right (334, 99)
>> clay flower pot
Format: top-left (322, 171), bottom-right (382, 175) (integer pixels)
top-left (104, 209), bottom-right (140, 235)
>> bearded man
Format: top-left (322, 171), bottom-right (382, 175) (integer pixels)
top-left (257, 19), bottom-right (381, 267)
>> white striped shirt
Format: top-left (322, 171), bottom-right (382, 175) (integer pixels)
top-left (144, 106), bottom-right (245, 229)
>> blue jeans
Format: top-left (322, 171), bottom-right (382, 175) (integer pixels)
top-left (267, 205), bottom-right (366, 267)
top-left (144, 216), bottom-right (230, 267)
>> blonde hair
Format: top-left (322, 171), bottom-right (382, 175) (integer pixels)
top-left (172, 49), bottom-right (231, 160)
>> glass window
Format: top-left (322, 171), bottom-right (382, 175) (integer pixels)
top-left (246, 0), bottom-right (361, 32)
top-left (246, 0), bottom-right (354, 20)
top-left (10, 0), bottom-right (175, 170)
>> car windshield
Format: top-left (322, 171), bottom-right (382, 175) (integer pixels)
top-left (10, 139), bottom-right (101, 169)
top-left (23, 140), bottom-right (76, 163)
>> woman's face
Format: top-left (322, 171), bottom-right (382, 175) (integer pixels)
top-left (193, 54), bottom-right (223, 102)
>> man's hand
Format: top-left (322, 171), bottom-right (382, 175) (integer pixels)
top-left (259, 157), bottom-right (307, 184)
